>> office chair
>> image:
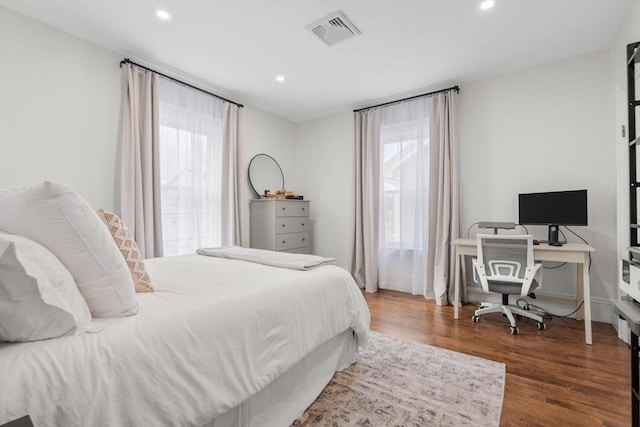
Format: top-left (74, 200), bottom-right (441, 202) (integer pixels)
top-left (471, 234), bottom-right (545, 334)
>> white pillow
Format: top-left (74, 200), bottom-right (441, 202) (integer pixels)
top-left (0, 182), bottom-right (138, 318)
top-left (0, 233), bottom-right (92, 342)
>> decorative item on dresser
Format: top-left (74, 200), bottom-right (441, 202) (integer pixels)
top-left (250, 199), bottom-right (311, 254)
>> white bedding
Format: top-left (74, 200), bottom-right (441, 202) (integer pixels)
top-left (0, 254), bottom-right (370, 426)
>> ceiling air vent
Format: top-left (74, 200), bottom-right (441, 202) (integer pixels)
top-left (306, 10), bottom-right (361, 46)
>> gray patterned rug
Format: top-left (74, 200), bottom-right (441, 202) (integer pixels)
top-left (292, 331), bottom-right (505, 426)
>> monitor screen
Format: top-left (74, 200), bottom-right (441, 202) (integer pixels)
top-left (518, 190), bottom-right (588, 226)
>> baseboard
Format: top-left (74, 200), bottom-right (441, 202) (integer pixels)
top-left (466, 290), bottom-right (614, 324)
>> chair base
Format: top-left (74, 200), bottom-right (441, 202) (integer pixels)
top-left (473, 301), bottom-right (544, 330)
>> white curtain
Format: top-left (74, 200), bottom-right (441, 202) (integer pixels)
top-left (350, 89), bottom-right (459, 304)
top-left (157, 77), bottom-right (239, 256)
top-left (378, 98), bottom-right (430, 295)
top-left (120, 64), bottom-right (163, 259)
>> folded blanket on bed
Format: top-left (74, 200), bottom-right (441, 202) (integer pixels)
top-left (196, 245), bottom-right (336, 270)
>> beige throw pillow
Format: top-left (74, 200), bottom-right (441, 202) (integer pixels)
top-left (97, 209), bottom-right (154, 293)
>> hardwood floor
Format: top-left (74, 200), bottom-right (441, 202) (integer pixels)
top-left (364, 290), bottom-right (630, 427)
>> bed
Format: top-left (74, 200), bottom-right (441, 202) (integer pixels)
top-left (0, 253), bottom-right (370, 427)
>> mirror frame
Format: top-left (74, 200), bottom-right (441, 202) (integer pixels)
top-left (248, 153), bottom-right (285, 198)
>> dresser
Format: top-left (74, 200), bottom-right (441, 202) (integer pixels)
top-left (249, 200), bottom-right (311, 254)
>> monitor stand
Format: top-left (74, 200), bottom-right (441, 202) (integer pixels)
top-left (547, 224), bottom-right (563, 246)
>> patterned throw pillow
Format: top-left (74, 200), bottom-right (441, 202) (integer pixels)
top-left (97, 209), bottom-right (153, 293)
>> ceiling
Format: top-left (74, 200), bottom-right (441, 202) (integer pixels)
top-left (0, 0), bottom-right (634, 123)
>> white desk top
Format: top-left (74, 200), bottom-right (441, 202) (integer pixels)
top-left (453, 238), bottom-right (594, 253)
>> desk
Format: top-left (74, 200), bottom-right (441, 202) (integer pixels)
top-left (452, 238), bottom-right (595, 344)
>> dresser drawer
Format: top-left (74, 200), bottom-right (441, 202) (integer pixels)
top-left (275, 201), bottom-right (309, 217)
top-left (249, 199), bottom-right (312, 254)
top-left (276, 232), bottom-right (310, 251)
top-left (276, 217), bottom-right (309, 234)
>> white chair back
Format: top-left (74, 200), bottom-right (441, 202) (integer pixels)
top-left (473, 234), bottom-right (540, 297)
top-left (477, 235), bottom-right (533, 282)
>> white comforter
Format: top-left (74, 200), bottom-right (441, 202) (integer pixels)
top-left (0, 254), bottom-right (370, 427)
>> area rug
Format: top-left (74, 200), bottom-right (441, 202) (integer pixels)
top-left (292, 331), bottom-right (505, 426)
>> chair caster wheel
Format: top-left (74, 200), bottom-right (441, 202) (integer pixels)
top-left (472, 315), bottom-right (480, 323)
top-left (509, 326), bottom-right (519, 335)
top-left (536, 322), bottom-right (546, 330)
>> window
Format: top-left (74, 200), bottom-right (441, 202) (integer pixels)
top-left (158, 77), bottom-right (225, 256)
top-left (378, 100), bottom-right (430, 293)
top-left (381, 123), bottom-right (428, 249)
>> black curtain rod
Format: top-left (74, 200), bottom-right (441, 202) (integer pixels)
top-left (353, 85), bottom-right (459, 113)
top-left (120, 58), bottom-right (244, 108)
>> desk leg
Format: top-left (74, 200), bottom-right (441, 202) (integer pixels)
top-left (461, 254), bottom-right (468, 303)
top-left (582, 254), bottom-right (592, 345)
top-left (454, 249), bottom-right (460, 320)
top-left (576, 264), bottom-right (584, 321)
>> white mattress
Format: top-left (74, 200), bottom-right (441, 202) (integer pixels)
top-left (0, 254), bottom-right (370, 426)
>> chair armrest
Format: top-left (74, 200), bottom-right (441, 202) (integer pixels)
top-left (472, 258), bottom-right (490, 293)
top-left (521, 264), bottom-right (542, 297)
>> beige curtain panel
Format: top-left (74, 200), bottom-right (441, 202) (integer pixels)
top-left (427, 91), bottom-right (460, 305)
top-left (120, 64), bottom-right (164, 259)
top-left (221, 103), bottom-right (242, 245)
top-left (350, 109), bottom-right (382, 293)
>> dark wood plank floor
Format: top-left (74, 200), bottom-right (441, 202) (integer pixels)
top-left (364, 290), bottom-right (630, 427)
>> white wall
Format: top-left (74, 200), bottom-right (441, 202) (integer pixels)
top-left (239, 105), bottom-right (296, 247)
top-left (459, 51), bottom-right (615, 321)
top-left (296, 51), bottom-right (616, 321)
top-left (0, 6), bottom-right (122, 209)
top-left (295, 113), bottom-right (353, 267)
top-left (1, 3), bottom-right (629, 323)
top-left (0, 6), bottom-right (296, 247)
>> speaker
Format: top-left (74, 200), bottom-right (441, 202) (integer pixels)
top-left (548, 225), bottom-right (562, 246)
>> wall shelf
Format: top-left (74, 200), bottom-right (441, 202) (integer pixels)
top-left (628, 41), bottom-right (640, 249)
top-left (622, 41), bottom-right (640, 427)
top-left (629, 45), bottom-right (640, 65)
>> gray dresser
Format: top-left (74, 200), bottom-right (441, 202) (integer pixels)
top-left (249, 200), bottom-right (311, 254)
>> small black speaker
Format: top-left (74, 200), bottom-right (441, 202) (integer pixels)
top-left (548, 225), bottom-right (562, 246)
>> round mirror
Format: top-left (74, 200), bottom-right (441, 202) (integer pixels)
top-left (248, 154), bottom-right (285, 198)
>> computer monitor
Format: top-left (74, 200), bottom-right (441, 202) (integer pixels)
top-left (518, 189), bottom-right (588, 246)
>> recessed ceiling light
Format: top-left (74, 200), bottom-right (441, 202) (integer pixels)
top-left (480, 0), bottom-right (495, 10)
top-left (156, 9), bottom-right (171, 20)
top-left (275, 75), bottom-right (285, 83)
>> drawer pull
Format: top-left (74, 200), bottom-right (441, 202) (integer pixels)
top-left (282, 207), bottom-right (286, 211)
top-left (301, 223), bottom-right (305, 226)
top-left (301, 207), bottom-right (305, 211)
top-left (282, 224), bottom-right (286, 227)
top-left (302, 238), bottom-right (305, 242)
top-left (282, 241), bottom-right (286, 244)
